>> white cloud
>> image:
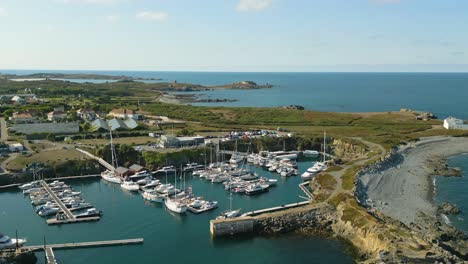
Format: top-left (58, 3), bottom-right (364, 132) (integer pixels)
top-left (0, 7), bottom-right (7, 17)
top-left (54, 0), bottom-right (122, 4)
top-left (105, 14), bottom-right (120, 22)
top-left (135, 11), bottom-right (168, 22)
top-left (236, 0), bottom-right (273, 12)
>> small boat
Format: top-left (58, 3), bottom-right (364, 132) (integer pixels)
top-left (142, 189), bottom-right (164, 202)
top-left (130, 170), bottom-right (153, 179)
top-left (137, 176), bottom-right (153, 185)
top-left (164, 198), bottom-right (187, 214)
top-left (18, 181), bottom-right (39, 190)
top-left (240, 173), bottom-right (258, 181)
top-left (0, 234), bottom-right (27, 250)
top-left (229, 154), bottom-right (244, 165)
top-left (38, 207), bottom-right (60, 217)
top-left (245, 184), bottom-right (269, 195)
top-left (183, 163), bottom-right (204, 172)
top-left (303, 150), bottom-right (320, 156)
top-left (279, 166), bottom-right (294, 177)
top-left (75, 208), bottom-right (102, 219)
top-left (217, 209), bottom-right (241, 219)
top-left (301, 171), bottom-right (316, 180)
top-left (156, 166), bottom-right (176, 174)
top-left (120, 180), bottom-right (140, 192)
top-left (142, 179), bottom-right (160, 189)
top-left (200, 200), bottom-right (218, 210)
top-left (189, 199), bottom-right (203, 209)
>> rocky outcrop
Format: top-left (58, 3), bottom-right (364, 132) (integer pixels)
top-left (0, 251), bottom-right (37, 264)
top-left (438, 202), bottom-right (461, 215)
top-left (281, 105), bottom-right (305, 110)
top-left (332, 139), bottom-right (368, 160)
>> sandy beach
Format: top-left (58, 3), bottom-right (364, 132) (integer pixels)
top-left (358, 136), bottom-right (468, 226)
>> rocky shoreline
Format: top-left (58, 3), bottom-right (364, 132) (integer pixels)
top-left (158, 93), bottom-right (238, 105)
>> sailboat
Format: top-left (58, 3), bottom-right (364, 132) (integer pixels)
top-left (164, 170), bottom-right (188, 214)
top-left (101, 130), bottom-right (122, 184)
top-left (301, 131), bottom-right (328, 180)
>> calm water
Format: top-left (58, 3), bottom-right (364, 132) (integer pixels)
top-left (0, 159), bottom-right (355, 264)
top-left (435, 154), bottom-right (468, 234)
top-left (2, 70), bottom-right (468, 119)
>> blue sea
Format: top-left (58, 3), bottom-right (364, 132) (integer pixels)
top-left (2, 70), bottom-right (468, 119)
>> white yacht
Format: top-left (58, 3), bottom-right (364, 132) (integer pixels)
top-left (164, 198), bottom-right (187, 214)
top-left (130, 170), bottom-right (153, 179)
top-left (0, 234), bottom-right (27, 250)
top-left (18, 181), bottom-right (39, 190)
top-left (141, 189), bottom-right (164, 202)
top-left (101, 170), bottom-right (122, 184)
top-left (120, 180), bottom-right (140, 192)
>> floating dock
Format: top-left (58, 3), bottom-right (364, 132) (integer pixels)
top-left (38, 180), bottom-right (100, 225)
top-left (23, 238), bottom-right (144, 264)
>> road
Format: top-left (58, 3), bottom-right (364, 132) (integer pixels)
top-left (0, 117), bottom-right (8, 142)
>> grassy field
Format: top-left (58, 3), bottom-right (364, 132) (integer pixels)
top-left (5, 149), bottom-right (86, 171)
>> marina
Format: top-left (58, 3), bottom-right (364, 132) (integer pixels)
top-left (0, 155), bottom-right (355, 264)
top-left (19, 180), bottom-right (102, 225)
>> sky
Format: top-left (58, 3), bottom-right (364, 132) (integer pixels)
top-left (0, 0), bottom-right (467, 72)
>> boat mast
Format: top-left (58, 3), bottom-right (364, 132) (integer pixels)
top-left (109, 129), bottom-right (118, 169)
top-left (323, 131), bottom-right (326, 163)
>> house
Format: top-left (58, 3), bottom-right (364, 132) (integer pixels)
top-left (10, 112), bottom-right (36, 123)
top-left (158, 135), bottom-right (205, 148)
top-left (76, 108), bottom-right (96, 120)
top-left (129, 164), bottom-right (145, 173)
top-left (91, 117), bottom-right (139, 131)
top-left (11, 96), bottom-right (25, 105)
top-left (108, 109), bottom-right (139, 120)
top-left (8, 143), bottom-right (24, 152)
top-left (47, 110), bottom-right (67, 121)
top-left (91, 119), bottom-right (109, 131)
top-left (443, 117), bottom-right (468, 130)
top-left (115, 166), bottom-right (133, 177)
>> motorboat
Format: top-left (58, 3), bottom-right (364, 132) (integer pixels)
top-left (130, 170), bottom-right (153, 179)
top-left (37, 206), bottom-right (60, 217)
top-left (217, 209), bottom-right (241, 219)
top-left (142, 179), bottom-right (160, 189)
top-left (183, 163), bottom-right (204, 172)
top-left (303, 150), bottom-right (320, 157)
top-left (229, 154), bottom-right (244, 165)
top-left (156, 166), bottom-right (176, 174)
top-left (279, 166), bottom-right (294, 177)
top-left (120, 180), bottom-right (140, 192)
top-left (101, 170), bottom-right (122, 184)
top-left (240, 173), bottom-right (258, 181)
top-left (189, 199), bottom-right (203, 209)
top-left (245, 184), bottom-right (269, 195)
top-left (18, 181), bottom-right (40, 190)
top-left (75, 208), bottom-right (102, 219)
top-left (142, 189), bottom-right (164, 202)
top-left (0, 233), bottom-right (27, 250)
top-left (301, 171), bottom-right (316, 180)
top-left (200, 200), bottom-right (218, 210)
top-left (137, 176), bottom-right (154, 185)
top-left (164, 198), bottom-right (187, 214)
top-left (155, 184), bottom-right (176, 195)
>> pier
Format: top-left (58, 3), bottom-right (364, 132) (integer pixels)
top-left (22, 238), bottom-right (144, 264)
top-left (45, 247), bottom-right (57, 264)
top-left (240, 201), bottom-right (310, 217)
top-left (298, 181), bottom-right (313, 200)
top-left (76, 148), bottom-right (115, 171)
top-left (38, 180), bottom-right (100, 225)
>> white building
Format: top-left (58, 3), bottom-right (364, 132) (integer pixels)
top-left (8, 143), bottom-right (24, 152)
top-left (443, 117), bottom-right (468, 130)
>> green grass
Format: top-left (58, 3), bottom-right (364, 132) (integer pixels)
top-left (341, 165), bottom-right (363, 191)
